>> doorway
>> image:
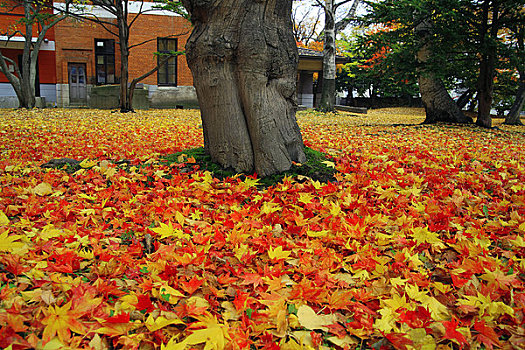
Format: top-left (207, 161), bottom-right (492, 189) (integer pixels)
top-left (68, 63), bottom-right (87, 104)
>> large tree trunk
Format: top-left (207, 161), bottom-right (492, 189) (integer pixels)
top-left (476, 46), bottom-right (496, 128)
top-left (318, 0), bottom-right (336, 112)
top-left (416, 20), bottom-right (472, 124)
top-left (0, 0), bottom-right (61, 109)
top-left (505, 79), bottom-right (524, 125)
top-left (475, 0), bottom-right (499, 128)
top-left (20, 1), bottom-right (36, 109)
top-left (418, 74), bottom-right (472, 123)
top-left (117, 2), bottom-right (132, 112)
top-left (181, 0), bottom-right (306, 177)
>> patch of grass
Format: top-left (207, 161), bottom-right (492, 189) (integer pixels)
top-left (163, 146), bottom-right (337, 187)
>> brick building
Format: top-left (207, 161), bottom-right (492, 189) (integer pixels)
top-left (0, 0), bottom-right (58, 107)
top-left (0, 1), bottom-right (195, 108)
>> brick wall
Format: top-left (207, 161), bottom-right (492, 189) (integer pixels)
top-left (54, 14), bottom-right (193, 86)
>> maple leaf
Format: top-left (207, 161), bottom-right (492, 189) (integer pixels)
top-left (296, 305), bottom-right (336, 331)
top-left (33, 182), bottom-right (53, 196)
top-left (151, 221), bottom-right (190, 240)
top-left (479, 268), bottom-right (517, 290)
top-left (473, 320), bottom-right (501, 350)
top-left (163, 316), bottom-right (229, 350)
top-left (180, 275), bottom-right (205, 295)
top-left (298, 192), bottom-right (315, 205)
top-left (267, 246), bottom-right (291, 260)
top-left (385, 333), bottom-right (413, 350)
top-left (0, 210), bottom-right (9, 225)
top-left (411, 226), bottom-right (445, 248)
top-left (0, 230), bottom-right (25, 252)
top-left (442, 319), bottom-right (468, 348)
top-left (153, 282), bottom-right (185, 304)
top-left (41, 302), bottom-right (86, 344)
top-left (145, 315), bottom-right (184, 332)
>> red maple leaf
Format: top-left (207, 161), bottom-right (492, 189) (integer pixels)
top-left (385, 333), bottom-right (413, 350)
top-left (179, 275), bottom-right (204, 295)
top-left (442, 319), bottom-right (468, 348)
top-left (398, 306), bottom-right (432, 329)
top-left (135, 294), bottom-right (154, 312)
top-left (473, 320), bottom-right (501, 350)
top-left (104, 313), bottom-right (130, 323)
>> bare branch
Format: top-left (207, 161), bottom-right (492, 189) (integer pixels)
top-left (128, 30), bottom-right (190, 50)
top-left (335, 0), bottom-right (360, 33)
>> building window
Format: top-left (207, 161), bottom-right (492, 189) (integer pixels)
top-left (157, 38), bottom-right (177, 86)
top-left (95, 39), bottom-right (115, 85)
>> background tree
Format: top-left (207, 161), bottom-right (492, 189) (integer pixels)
top-left (292, 3), bottom-right (322, 45)
top-left (55, 0), bottom-right (188, 112)
top-left (504, 22), bottom-right (524, 125)
top-left (0, 0), bottom-right (66, 109)
top-left (181, 0), bottom-right (306, 177)
top-left (360, 0), bottom-right (524, 127)
top-left (315, 0), bottom-right (361, 112)
top-left (336, 30), bottom-right (420, 105)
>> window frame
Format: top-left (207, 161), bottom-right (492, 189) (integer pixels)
top-left (94, 39), bottom-right (115, 85)
top-left (157, 37), bottom-right (178, 87)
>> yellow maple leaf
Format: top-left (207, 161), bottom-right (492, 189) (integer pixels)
top-left (152, 282), bottom-right (185, 304)
top-left (0, 230), bottom-right (25, 252)
top-left (420, 296), bottom-right (449, 321)
top-left (151, 222), bottom-right (189, 240)
top-left (175, 211), bottom-right (185, 226)
top-left (241, 177), bottom-right (260, 188)
top-left (268, 246), bottom-right (292, 260)
top-left (298, 193), bottom-right (315, 205)
top-left (411, 227), bottom-right (445, 248)
top-left (0, 210), bottom-right (9, 225)
top-left (405, 283), bottom-right (428, 301)
top-left (79, 158), bottom-right (98, 168)
top-left (480, 268), bottom-right (516, 290)
top-left (261, 201), bottom-right (281, 214)
top-left (374, 307), bottom-right (397, 333)
top-left (33, 182), bottom-right (53, 196)
top-left (458, 293), bottom-right (514, 320)
top-left (41, 302), bottom-right (86, 344)
top-left (510, 234), bottom-right (525, 247)
top-left (322, 160), bottom-right (335, 168)
top-left (163, 316), bottom-right (229, 350)
top-left (383, 293), bottom-right (410, 311)
top-left (145, 315), bottom-right (184, 332)
top-left (296, 305), bottom-right (336, 331)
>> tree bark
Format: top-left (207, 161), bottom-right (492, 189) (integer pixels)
top-left (318, 0), bottom-right (336, 112)
top-left (182, 0), bottom-right (306, 177)
top-left (505, 79), bottom-right (524, 125)
top-left (117, 1), bottom-right (132, 112)
top-left (475, 0), bottom-right (500, 128)
top-left (456, 88), bottom-right (474, 109)
top-left (0, 0), bottom-right (64, 109)
top-left (415, 20), bottom-right (472, 124)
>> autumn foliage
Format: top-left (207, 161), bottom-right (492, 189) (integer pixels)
top-left (1, 108), bottom-right (525, 349)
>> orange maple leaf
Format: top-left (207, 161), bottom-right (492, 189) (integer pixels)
top-left (41, 301), bottom-right (86, 344)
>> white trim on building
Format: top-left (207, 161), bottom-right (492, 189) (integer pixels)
top-left (53, 1), bottom-right (182, 18)
top-left (0, 36), bottom-right (56, 51)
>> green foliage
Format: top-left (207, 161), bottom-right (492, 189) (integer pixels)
top-left (357, 0), bottom-right (524, 112)
top-left (163, 147), bottom-right (337, 187)
top-left (152, 0), bottom-right (188, 19)
top-left (336, 34), bottom-right (419, 98)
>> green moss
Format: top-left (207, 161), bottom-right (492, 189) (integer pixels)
top-left (163, 146), bottom-right (337, 187)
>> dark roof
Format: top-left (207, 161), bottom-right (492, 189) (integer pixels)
top-left (297, 47), bottom-right (347, 63)
top-left (298, 47), bottom-right (324, 58)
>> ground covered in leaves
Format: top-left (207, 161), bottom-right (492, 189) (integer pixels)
top-left (1, 107), bottom-right (525, 350)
